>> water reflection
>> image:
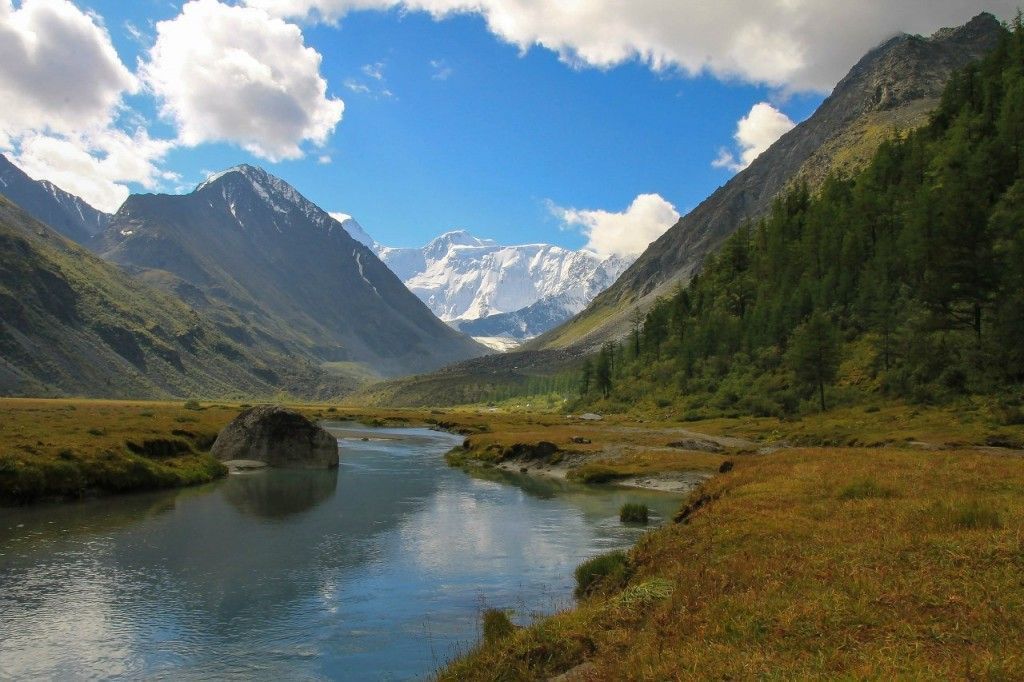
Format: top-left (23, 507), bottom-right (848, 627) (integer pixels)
top-left (221, 468), bottom-right (339, 519)
top-left (0, 425), bottom-right (687, 681)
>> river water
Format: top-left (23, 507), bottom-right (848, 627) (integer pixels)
top-left (0, 424), bottom-right (684, 680)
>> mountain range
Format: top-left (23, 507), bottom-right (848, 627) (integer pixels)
top-left (354, 12), bottom-right (1006, 406)
top-left (338, 220), bottom-right (628, 346)
top-left (0, 160), bottom-right (486, 397)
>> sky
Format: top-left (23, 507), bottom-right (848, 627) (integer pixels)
top-left (0, 1), bottom-right (1016, 255)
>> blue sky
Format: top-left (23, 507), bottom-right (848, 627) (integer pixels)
top-left (1, 1), bottom-right (1011, 253)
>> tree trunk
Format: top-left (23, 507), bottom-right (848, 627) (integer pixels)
top-left (819, 379), bottom-right (827, 412)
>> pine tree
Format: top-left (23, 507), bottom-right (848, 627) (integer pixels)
top-left (787, 312), bottom-right (842, 411)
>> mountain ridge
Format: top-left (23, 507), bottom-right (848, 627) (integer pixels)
top-left (98, 165), bottom-right (486, 377)
top-left (0, 154), bottom-right (111, 245)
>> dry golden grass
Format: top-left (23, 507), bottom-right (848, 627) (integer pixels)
top-left (0, 398), bottom-right (251, 502)
top-left (442, 446), bottom-right (1024, 680)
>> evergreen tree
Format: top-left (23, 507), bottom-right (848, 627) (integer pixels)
top-left (786, 312), bottom-right (842, 411)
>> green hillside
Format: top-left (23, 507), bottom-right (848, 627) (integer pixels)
top-left (0, 196), bottom-right (351, 399)
top-left (577, 21), bottom-right (1024, 418)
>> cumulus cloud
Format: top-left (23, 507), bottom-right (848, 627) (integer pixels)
top-left (713, 102), bottom-right (795, 173)
top-left (142, 0), bottom-right (344, 161)
top-left (13, 128), bottom-right (175, 212)
top-left (553, 193), bottom-right (680, 258)
top-left (0, 0), bottom-right (136, 138)
top-left (244, 0), bottom-right (1017, 92)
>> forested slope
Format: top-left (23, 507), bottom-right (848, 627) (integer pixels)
top-left (578, 20), bottom-right (1024, 417)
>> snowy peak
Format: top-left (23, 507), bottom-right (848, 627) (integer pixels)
top-left (332, 213), bottom-right (378, 249)
top-left (193, 164), bottom-right (350, 238)
top-left (340, 218), bottom-right (632, 345)
top-left (423, 230), bottom-right (497, 260)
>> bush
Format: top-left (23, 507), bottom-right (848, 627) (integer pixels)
top-left (619, 503), bottom-right (649, 523)
top-left (481, 609), bottom-right (516, 645)
top-left (183, 399), bottom-right (202, 411)
top-left (574, 550), bottom-right (629, 598)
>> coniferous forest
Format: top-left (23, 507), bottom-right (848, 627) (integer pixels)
top-left (580, 18), bottom-right (1024, 417)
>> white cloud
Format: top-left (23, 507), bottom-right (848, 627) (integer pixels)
top-left (713, 102), bottom-right (795, 172)
top-left (13, 128), bottom-right (174, 212)
top-left (361, 62), bottom-right (385, 80)
top-left (553, 193), bottom-right (679, 258)
top-left (318, 154), bottom-right (332, 164)
top-left (142, 0), bottom-right (344, 161)
top-left (430, 58), bottom-right (453, 81)
top-left (244, 1), bottom-right (1017, 92)
top-left (0, 0), bottom-right (136, 138)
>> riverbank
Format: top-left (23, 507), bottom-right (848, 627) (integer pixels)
top-left (4, 398), bottom-right (1022, 504)
top-left (442, 445), bottom-right (1024, 679)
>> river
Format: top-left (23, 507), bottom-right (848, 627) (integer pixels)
top-left (0, 424), bottom-right (684, 680)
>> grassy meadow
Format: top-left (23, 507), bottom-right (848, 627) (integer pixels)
top-left (443, 446), bottom-right (1024, 679)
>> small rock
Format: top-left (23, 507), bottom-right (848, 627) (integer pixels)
top-left (570, 436), bottom-right (592, 444)
top-left (579, 413), bottom-right (603, 421)
top-left (718, 460), bottom-right (734, 473)
top-left (519, 467), bottom-right (528, 473)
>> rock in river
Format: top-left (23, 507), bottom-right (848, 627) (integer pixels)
top-left (212, 405), bottom-right (339, 469)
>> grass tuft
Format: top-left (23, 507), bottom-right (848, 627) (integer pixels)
top-left (838, 478), bottom-right (897, 500)
top-left (481, 609), bottom-right (516, 645)
top-left (619, 502), bottom-right (649, 524)
top-left (574, 550), bottom-right (630, 599)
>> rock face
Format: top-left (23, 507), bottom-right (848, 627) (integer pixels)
top-left (212, 406), bottom-right (339, 469)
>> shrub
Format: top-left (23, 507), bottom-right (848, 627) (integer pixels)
top-left (619, 503), bottom-right (649, 523)
top-left (183, 399), bottom-right (202, 411)
top-left (87, 427), bottom-right (106, 436)
top-left (574, 550), bottom-right (629, 598)
top-left (481, 609), bottom-right (516, 645)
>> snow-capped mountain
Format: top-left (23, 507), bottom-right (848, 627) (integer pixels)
top-left (340, 224), bottom-right (630, 346)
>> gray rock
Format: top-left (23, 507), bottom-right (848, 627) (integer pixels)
top-left (211, 406), bottom-right (339, 469)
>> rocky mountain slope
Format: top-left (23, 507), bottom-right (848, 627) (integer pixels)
top-left (342, 224), bottom-right (629, 344)
top-left (98, 165), bottom-right (485, 377)
top-left (0, 154), bottom-right (111, 245)
top-left (0, 194), bottom-right (341, 398)
top-left (532, 12), bottom-right (1004, 352)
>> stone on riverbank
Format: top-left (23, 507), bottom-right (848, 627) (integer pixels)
top-left (211, 406), bottom-right (339, 469)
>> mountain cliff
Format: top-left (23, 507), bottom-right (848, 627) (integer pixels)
top-left (97, 165), bottom-right (485, 377)
top-left (0, 154), bottom-right (111, 245)
top-left (532, 12), bottom-right (1004, 352)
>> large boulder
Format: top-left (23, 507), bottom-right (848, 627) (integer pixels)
top-left (211, 406), bottom-right (339, 469)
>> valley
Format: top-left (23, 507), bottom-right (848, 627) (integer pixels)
top-left (1, 5), bottom-right (1022, 681)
